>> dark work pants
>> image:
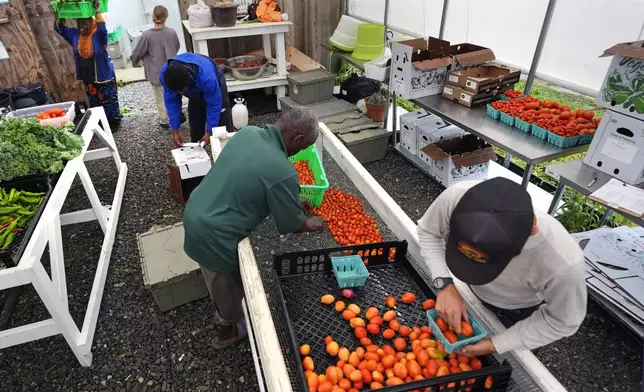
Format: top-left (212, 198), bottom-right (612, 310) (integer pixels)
top-left (188, 58), bottom-right (233, 142)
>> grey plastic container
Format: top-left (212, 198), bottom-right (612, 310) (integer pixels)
top-left (338, 127), bottom-right (391, 164)
top-left (138, 223), bottom-right (209, 312)
top-left (287, 69), bottom-right (336, 105)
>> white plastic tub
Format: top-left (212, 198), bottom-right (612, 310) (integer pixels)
top-left (364, 55), bottom-right (391, 82)
top-left (6, 101), bottom-right (76, 127)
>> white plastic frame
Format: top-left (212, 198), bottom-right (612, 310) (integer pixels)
top-left (0, 107), bottom-right (128, 366)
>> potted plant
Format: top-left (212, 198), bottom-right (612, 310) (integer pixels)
top-left (365, 91), bottom-right (387, 122)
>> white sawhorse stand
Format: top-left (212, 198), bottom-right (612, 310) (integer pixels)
top-left (0, 107), bottom-right (127, 366)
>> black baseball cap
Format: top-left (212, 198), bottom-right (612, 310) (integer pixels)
top-left (446, 178), bottom-right (534, 285)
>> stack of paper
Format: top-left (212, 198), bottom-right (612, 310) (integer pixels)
top-left (572, 226), bottom-right (644, 328)
top-left (589, 179), bottom-right (644, 218)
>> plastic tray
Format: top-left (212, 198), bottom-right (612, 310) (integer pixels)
top-left (547, 131), bottom-right (582, 148)
top-left (108, 25), bottom-right (122, 43)
top-left (514, 118), bottom-right (531, 133)
top-left (288, 144), bottom-right (329, 207)
top-left (331, 255), bottom-right (369, 288)
top-left (6, 101), bottom-right (76, 127)
top-left (499, 112), bottom-right (515, 127)
top-left (273, 241), bottom-right (513, 392)
top-left (426, 309), bottom-right (488, 353)
top-left (486, 104), bottom-right (500, 120)
top-left (51, 0), bottom-right (108, 19)
top-left (531, 124), bottom-right (548, 140)
top-left (0, 175), bottom-right (53, 267)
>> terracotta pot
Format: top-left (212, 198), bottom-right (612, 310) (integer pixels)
top-left (365, 97), bottom-right (386, 122)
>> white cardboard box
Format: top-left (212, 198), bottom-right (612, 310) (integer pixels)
top-left (171, 144), bottom-right (212, 180)
top-left (399, 109), bottom-right (429, 155)
top-left (596, 41), bottom-right (644, 121)
top-left (583, 110), bottom-right (644, 185)
top-left (421, 135), bottom-right (496, 187)
top-left (418, 124), bottom-right (466, 166)
top-left (391, 37), bottom-right (451, 100)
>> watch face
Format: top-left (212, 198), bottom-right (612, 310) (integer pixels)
top-left (434, 278), bottom-right (444, 289)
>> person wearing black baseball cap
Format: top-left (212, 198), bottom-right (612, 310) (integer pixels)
top-left (418, 178), bottom-right (586, 356)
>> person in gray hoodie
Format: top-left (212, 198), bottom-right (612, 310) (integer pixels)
top-left (131, 5), bottom-right (181, 128)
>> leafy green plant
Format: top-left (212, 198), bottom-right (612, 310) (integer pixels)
top-left (555, 192), bottom-right (602, 233)
top-left (368, 91), bottom-right (386, 106)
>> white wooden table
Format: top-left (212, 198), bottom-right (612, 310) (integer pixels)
top-left (232, 124), bottom-right (569, 392)
top-left (0, 108), bottom-right (127, 366)
top-left (182, 20), bottom-right (292, 109)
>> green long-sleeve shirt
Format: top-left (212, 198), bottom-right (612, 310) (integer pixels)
top-left (183, 125), bottom-right (306, 273)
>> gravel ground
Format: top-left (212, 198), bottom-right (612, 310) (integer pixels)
top-left (0, 82), bottom-right (640, 392)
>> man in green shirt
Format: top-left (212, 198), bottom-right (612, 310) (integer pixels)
top-left (183, 108), bottom-right (326, 349)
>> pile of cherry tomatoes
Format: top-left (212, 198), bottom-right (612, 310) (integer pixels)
top-left (35, 107), bottom-right (66, 120)
top-left (294, 160), bottom-right (316, 185)
top-left (502, 89), bottom-right (523, 99)
top-left (491, 97), bottom-right (600, 138)
top-left (313, 188), bottom-right (383, 248)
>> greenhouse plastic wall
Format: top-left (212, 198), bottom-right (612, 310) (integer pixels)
top-left (348, 0), bottom-right (644, 96)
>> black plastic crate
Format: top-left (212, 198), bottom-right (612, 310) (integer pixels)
top-left (273, 241), bottom-right (513, 392)
top-left (0, 175), bottom-right (53, 267)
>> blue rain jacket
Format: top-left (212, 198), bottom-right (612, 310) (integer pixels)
top-left (54, 21), bottom-right (115, 83)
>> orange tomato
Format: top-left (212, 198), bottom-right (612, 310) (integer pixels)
top-left (366, 324), bottom-right (380, 335)
top-left (369, 316), bottom-right (383, 326)
top-left (365, 307), bottom-right (379, 320)
top-left (399, 325), bottom-right (411, 337)
top-left (443, 331), bottom-right (458, 344)
top-left (435, 317), bottom-right (448, 332)
top-left (401, 292), bottom-right (417, 304)
top-left (303, 356), bottom-right (314, 371)
top-left (393, 338), bottom-right (407, 352)
top-left (383, 310), bottom-right (397, 322)
top-left (382, 329), bottom-right (395, 339)
top-left (385, 296), bottom-right (396, 308)
top-left (300, 344), bottom-right (311, 356)
top-left (334, 301), bottom-right (346, 312)
top-left (422, 299), bottom-right (436, 310)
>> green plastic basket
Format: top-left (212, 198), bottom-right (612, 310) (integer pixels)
top-left (531, 125), bottom-right (548, 140)
top-left (331, 255), bottom-right (369, 288)
top-left (499, 112), bottom-right (515, 127)
top-left (426, 309), bottom-right (487, 353)
top-left (547, 131), bottom-right (581, 148)
top-left (108, 25), bottom-right (122, 43)
top-left (578, 133), bottom-right (595, 146)
top-left (486, 104), bottom-right (500, 120)
top-left (288, 144), bottom-right (329, 207)
top-left (514, 118), bottom-right (531, 133)
top-left (51, 0), bottom-right (108, 19)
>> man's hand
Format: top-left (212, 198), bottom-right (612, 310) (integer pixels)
top-left (435, 284), bottom-right (468, 334)
top-left (172, 131), bottom-right (183, 148)
top-left (300, 216), bottom-right (326, 232)
top-left (458, 338), bottom-right (496, 357)
top-left (199, 132), bottom-right (211, 146)
top-left (299, 198), bottom-right (314, 215)
top-left (94, 0), bottom-right (100, 12)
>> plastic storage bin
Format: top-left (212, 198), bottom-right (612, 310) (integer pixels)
top-left (51, 0), bottom-right (108, 19)
top-left (329, 15), bottom-right (364, 51)
top-left (331, 255), bottom-right (369, 288)
top-left (287, 69), bottom-right (336, 105)
top-left (486, 104), bottom-right (500, 120)
top-left (288, 144), bottom-right (329, 206)
top-left (364, 55), bottom-right (391, 82)
top-left (426, 309), bottom-right (488, 353)
top-left (6, 102), bottom-right (76, 127)
top-left (514, 118), bottom-right (531, 133)
top-left (108, 25), bottom-right (122, 44)
top-left (499, 111), bottom-right (515, 127)
top-left (352, 24), bottom-right (385, 61)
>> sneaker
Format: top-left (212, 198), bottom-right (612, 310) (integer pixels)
top-left (160, 123), bottom-right (170, 129)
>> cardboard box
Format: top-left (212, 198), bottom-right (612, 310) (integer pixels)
top-left (418, 124), bottom-right (466, 166)
top-left (448, 43), bottom-right (495, 71)
top-left (446, 64), bottom-right (521, 94)
top-left (399, 109), bottom-right (429, 154)
top-left (442, 84), bottom-right (513, 108)
top-left (391, 37), bottom-right (451, 99)
top-left (583, 110), bottom-right (644, 184)
top-left (596, 41), bottom-right (644, 120)
top-left (168, 144), bottom-right (212, 204)
top-left (247, 46), bottom-right (324, 72)
top-left (421, 134), bottom-right (496, 187)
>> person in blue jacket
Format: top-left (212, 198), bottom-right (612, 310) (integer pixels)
top-left (54, 3), bottom-right (122, 128)
top-left (160, 53), bottom-right (232, 147)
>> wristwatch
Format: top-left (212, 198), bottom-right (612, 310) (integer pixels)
top-left (432, 277), bottom-right (454, 291)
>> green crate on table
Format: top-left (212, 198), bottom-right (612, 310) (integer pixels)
top-left (547, 131), bottom-right (582, 148)
top-left (486, 104), bottom-right (500, 120)
top-left (531, 124), bottom-right (548, 140)
top-left (499, 112), bottom-right (515, 127)
top-left (288, 144), bottom-right (329, 207)
top-left (514, 118), bottom-right (531, 133)
top-left (51, 0), bottom-right (108, 19)
top-left (108, 25), bottom-right (122, 43)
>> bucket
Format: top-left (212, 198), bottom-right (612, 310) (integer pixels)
top-left (352, 24), bottom-right (385, 61)
top-left (211, 4), bottom-right (238, 27)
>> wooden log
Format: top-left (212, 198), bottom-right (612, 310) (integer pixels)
top-left (0, 0), bottom-right (51, 93)
top-left (24, 0), bottom-right (87, 102)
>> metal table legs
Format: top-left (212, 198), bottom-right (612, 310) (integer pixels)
top-left (521, 163), bottom-right (534, 188)
top-left (548, 182), bottom-right (566, 215)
